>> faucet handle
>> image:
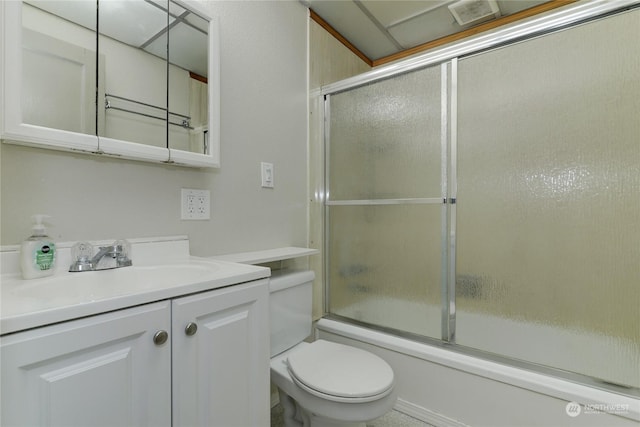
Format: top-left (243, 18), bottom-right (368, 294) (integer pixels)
top-left (69, 241), bottom-right (94, 272)
top-left (113, 239), bottom-right (132, 267)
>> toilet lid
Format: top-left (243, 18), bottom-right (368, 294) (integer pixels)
top-left (286, 340), bottom-right (394, 403)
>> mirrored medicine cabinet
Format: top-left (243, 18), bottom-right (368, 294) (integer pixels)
top-left (0, 0), bottom-right (220, 167)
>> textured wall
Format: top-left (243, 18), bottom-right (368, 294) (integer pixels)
top-left (1, 0), bottom-right (309, 257)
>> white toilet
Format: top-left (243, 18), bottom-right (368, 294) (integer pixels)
top-left (270, 270), bottom-right (397, 427)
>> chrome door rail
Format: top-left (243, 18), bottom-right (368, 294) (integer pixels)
top-left (441, 61), bottom-right (453, 343)
top-left (326, 198), bottom-right (443, 206)
top-left (323, 95), bottom-right (332, 315)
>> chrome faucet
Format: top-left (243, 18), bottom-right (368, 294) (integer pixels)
top-left (69, 240), bottom-right (132, 272)
top-left (91, 243), bottom-right (132, 270)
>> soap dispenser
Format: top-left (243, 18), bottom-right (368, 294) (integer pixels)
top-left (20, 214), bottom-right (57, 279)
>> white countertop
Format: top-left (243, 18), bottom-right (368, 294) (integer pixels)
top-left (0, 237), bottom-right (270, 335)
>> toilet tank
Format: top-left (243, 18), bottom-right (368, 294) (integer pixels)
top-left (269, 269), bottom-right (315, 357)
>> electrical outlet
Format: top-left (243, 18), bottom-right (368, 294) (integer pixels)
top-left (181, 189), bottom-right (210, 220)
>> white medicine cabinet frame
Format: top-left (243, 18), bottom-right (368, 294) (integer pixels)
top-left (0, 0), bottom-right (220, 168)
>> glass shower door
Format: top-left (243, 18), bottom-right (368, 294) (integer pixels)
top-left (455, 9), bottom-right (640, 387)
top-left (326, 64), bottom-right (447, 339)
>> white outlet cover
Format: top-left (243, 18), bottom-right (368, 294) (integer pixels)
top-left (181, 189), bottom-right (210, 220)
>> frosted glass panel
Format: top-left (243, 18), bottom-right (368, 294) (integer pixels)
top-left (456, 10), bottom-right (640, 387)
top-left (328, 205), bottom-right (441, 338)
top-left (328, 66), bottom-right (442, 200)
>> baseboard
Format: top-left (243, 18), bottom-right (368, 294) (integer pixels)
top-left (395, 398), bottom-right (469, 427)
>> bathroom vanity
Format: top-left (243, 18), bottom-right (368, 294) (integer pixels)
top-left (0, 237), bottom-right (271, 426)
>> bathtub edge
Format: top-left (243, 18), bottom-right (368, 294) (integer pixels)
top-left (315, 318), bottom-right (640, 422)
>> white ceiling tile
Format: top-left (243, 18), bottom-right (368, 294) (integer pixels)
top-left (497, 0), bottom-right (547, 16)
top-left (308, 0), bottom-right (400, 59)
top-left (169, 23), bottom-right (208, 76)
top-left (169, 1), bottom-right (187, 17)
top-left (388, 6), bottom-right (460, 49)
top-left (185, 12), bottom-right (209, 33)
top-left (363, 1), bottom-right (451, 28)
top-left (26, 0), bottom-right (96, 31)
top-left (145, 32), bottom-right (168, 62)
top-left (100, 0), bottom-right (168, 48)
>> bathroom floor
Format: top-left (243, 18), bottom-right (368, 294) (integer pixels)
top-left (270, 404), bottom-right (433, 427)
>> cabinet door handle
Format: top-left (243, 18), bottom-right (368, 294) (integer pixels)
top-left (185, 322), bottom-right (198, 336)
top-left (153, 330), bottom-right (169, 346)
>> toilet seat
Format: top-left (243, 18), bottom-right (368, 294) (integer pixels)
top-left (286, 340), bottom-right (394, 403)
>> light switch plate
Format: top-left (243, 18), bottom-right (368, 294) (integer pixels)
top-left (181, 189), bottom-right (210, 220)
top-left (261, 162), bottom-right (274, 188)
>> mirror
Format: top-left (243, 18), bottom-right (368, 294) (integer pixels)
top-left (5, 0), bottom-right (219, 166)
top-left (168, 1), bottom-right (210, 155)
top-left (21, 1), bottom-right (98, 137)
top-left (99, 0), bottom-right (169, 148)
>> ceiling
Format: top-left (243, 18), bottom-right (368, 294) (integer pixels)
top-left (302, 0), bottom-right (550, 64)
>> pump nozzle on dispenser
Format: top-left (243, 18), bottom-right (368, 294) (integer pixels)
top-left (31, 214), bottom-right (51, 236)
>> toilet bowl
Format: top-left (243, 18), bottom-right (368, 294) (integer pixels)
top-left (269, 270), bottom-right (396, 427)
top-left (271, 341), bottom-right (397, 427)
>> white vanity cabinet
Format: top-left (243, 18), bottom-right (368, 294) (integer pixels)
top-left (0, 280), bottom-right (269, 427)
top-left (0, 301), bottom-right (172, 427)
top-left (172, 279), bottom-right (270, 427)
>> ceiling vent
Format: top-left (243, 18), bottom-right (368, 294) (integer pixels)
top-left (448, 0), bottom-right (501, 26)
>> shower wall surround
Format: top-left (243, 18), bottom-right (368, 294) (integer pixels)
top-left (324, 5), bottom-right (640, 390)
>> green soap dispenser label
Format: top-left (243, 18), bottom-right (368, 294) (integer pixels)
top-left (35, 243), bottom-right (55, 270)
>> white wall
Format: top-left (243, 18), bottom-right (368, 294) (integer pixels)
top-left (0, 0), bottom-right (309, 257)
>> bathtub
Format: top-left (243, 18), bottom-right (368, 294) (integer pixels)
top-left (316, 316), bottom-right (640, 427)
top-left (327, 299), bottom-right (639, 389)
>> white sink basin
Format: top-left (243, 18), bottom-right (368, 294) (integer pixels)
top-left (0, 238), bottom-right (271, 336)
top-left (9, 262), bottom-right (221, 302)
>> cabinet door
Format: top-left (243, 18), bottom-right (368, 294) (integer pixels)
top-left (172, 280), bottom-right (270, 427)
top-left (0, 301), bottom-right (171, 427)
